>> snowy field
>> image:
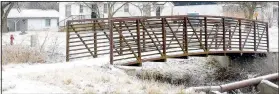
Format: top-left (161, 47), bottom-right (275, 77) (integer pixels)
top-left (1, 26), bottom-right (278, 93)
top-left (2, 57), bottom-right (207, 93)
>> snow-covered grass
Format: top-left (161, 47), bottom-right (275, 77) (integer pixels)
top-left (2, 58), bottom-right (196, 93)
top-left (138, 57), bottom-right (221, 86)
top-left (3, 52), bottom-right (276, 93)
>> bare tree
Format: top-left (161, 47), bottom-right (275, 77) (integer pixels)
top-left (261, 8), bottom-right (274, 27)
top-left (82, 2), bottom-right (102, 18)
top-left (1, 2), bottom-right (15, 32)
top-left (82, 2), bottom-right (130, 18)
top-left (129, 2), bottom-right (151, 16)
top-left (129, 2), bottom-right (171, 17)
top-left (17, 2), bottom-right (58, 11)
top-left (221, 2), bottom-right (268, 19)
top-left (260, 2), bottom-right (278, 27)
top-left (107, 2), bottom-right (130, 18)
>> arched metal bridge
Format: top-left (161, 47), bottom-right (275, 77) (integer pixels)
top-left (65, 15), bottom-right (269, 65)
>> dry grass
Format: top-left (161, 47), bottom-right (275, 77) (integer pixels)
top-left (147, 86), bottom-right (162, 94)
top-left (2, 45), bottom-right (47, 64)
top-left (213, 67), bottom-right (247, 81)
top-left (63, 79), bottom-right (72, 85)
top-left (136, 69), bottom-right (192, 86)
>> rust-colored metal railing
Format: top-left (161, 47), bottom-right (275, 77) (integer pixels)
top-left (66, 15), bottom-right (269, 65)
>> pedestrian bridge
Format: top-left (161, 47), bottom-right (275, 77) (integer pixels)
top-left (65, 15), bottom-right (269, 65)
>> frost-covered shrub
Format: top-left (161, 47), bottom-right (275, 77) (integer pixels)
top-left (2, 45), bottom-right (47, 64)
top-left (136, 69), bottom-right (192, 86)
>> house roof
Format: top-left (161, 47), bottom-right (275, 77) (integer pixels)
top-left (8, 9), bottom-right (59, 18)
top-left (172, 1), bottom-right (217, 6)
top-left (156, 2), bottom-right (174, 6)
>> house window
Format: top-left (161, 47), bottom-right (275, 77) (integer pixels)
top-left (104, 3), bottom-right (108, 13)
top-left (124, 3), bottom-right (129, 12)
top-left (156, 6), bottom-right (161, 16)
top-left (273, 7), bottom-right (278, 18)
top-left (80, 5), bottom-right (83, 13)
top-left (66, 5), bottom-right (71, 17)
top-left (45, 19), bottom-right (51, 27)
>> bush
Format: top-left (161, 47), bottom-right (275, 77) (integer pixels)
top-left (136, 69), bottom-right (192, 86)
top-left (2, 45), bottom-right (47, 64)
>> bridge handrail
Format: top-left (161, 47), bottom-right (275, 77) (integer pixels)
top-left (67, 15), bottom-right (268, 24)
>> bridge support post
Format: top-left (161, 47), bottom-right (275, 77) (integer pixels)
top-left (229, 25), bottom-right (232, 50)
top-left (266, 23), bottom-right (269, 52)
top-left (119, 21), bottom-right (123, 55)
top-left (162, 18), bottom-right (167, 62)
top-left (154, 18), bottom-right (167, 62)
top-left (66, 21), bottom-right (70, 62)
top-left (239, 20), bottom-right (242, 54)
top-left (136, 19), bottom-right (142, 65)
top-left (184, 17), bottom-right (188, 57)
top-left (254, 21), bottom-right (257, 51)
top-left (93, 20), bottom-right (97, 58)
top-left (204, 17), bottom-right (208, 56)
top-left (109, 19), bottom-right (114, 65)
top-left (222, 18), bottom-right (226, 56)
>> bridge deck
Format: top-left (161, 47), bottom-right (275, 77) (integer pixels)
top-left (65, 15), bottom-right (269, 65)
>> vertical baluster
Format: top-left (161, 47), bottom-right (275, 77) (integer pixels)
top-left (204, 17), bottom-right (208, 52)
top-left (66, 21), bottom-right (70, 62)
top-left (136, 19), bottom-right (142, 65)
top-left (254, 21), bottom-right (256, 51)
top-left (266, 23), bottom-right (269, 52)
top-left (109, 19), bottom-right (114, 65)
top-left (184, 17), bottom-right (188, 54)
top-left (93, 20), bottom-right (97, 57)
top-left (162, 18), bottom-right (166, 61)
top-left (239, 19), bottom-right (242, 52)
top-left (223, 18), bottom-right (226, 53)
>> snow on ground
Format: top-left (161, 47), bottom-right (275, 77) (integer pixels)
top-left (141, 57), bottom-right (220, 86)
top-left (2, 57), bottom-right (190, 93)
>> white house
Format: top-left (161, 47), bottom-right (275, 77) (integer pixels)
top-left (172, 4), bottom-right (223, 16)
top-left (58, 2), bottom-right (175, 27)
top-left (7, 9), bottom-right (59, 32)
top-left (58, 2), bottom-right (278, 28)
